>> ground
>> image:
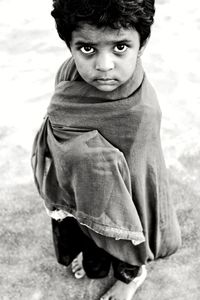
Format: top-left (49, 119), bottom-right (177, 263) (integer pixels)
top-left (0, 0), bottom-right (200, 299)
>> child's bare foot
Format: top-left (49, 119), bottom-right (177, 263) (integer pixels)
top-left (100, 265), bottom-right (147, 300)
top-left (71, 252), bottom-right (86, 279)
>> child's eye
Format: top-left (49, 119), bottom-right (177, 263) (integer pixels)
top-left (114, 44), bottom-right (128, 53)
top-left (80, 46), bottom-right (95, 54)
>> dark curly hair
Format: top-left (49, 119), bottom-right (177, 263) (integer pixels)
top-left (51, 0), bottom-right (155, 48)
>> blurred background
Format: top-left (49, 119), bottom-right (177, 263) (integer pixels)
top-left (0, 0), bottom-right (200, 299)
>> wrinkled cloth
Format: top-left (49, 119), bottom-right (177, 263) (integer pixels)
top-left (32, 57), bottom-right (181, 264)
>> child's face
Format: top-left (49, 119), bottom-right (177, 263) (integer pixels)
top-left (70, 23), bottom-right (144, 92)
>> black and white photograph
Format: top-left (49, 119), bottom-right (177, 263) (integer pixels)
top-left (0, 0), bottom-right (200, 299)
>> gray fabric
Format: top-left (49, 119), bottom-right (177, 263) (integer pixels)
top-left (32, 57), bottom-right (181, 264)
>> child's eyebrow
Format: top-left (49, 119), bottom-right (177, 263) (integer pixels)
top-left (74, 40), bottom-right (97, 47)
top-left (74, 39), bottom-right (132, 47)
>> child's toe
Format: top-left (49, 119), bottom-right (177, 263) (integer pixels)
top-left (74, 269), bottom-right (85, 279)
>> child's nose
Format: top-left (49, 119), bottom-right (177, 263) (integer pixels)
top-left (95, 53), bottom-right (114, 72)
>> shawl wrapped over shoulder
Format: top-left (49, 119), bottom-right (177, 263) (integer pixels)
top-left (32, 57), bottom-right (181, 263)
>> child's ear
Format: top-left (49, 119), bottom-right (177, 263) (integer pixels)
top-left (138, 39), bottom-right (149, 57)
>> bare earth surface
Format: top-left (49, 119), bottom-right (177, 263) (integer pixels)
top-left (0, 0), bottom-right (200, 299)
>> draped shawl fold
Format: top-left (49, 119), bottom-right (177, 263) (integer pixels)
top-left (32, 57), bottom-right (181, 261)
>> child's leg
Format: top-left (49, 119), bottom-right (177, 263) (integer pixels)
top-left (52, 216), bottom-right (112, 279)
top-left (52, 216), bottom-right (85, 279)
top-left (101, 258), bottom-right (147, 300)
top-left (51, 217), bottom-right (85, 266)
top-left (72, 240), bottom-right (112, 280)
top-left (72, 233), bottom-right (112, 280)
top-left (81, 225), bottom-right (147, 300)
top-left (82, 239), bottom-right (111, 279)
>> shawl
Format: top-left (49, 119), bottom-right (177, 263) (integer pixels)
top-left (32, 57), bottom-right (181, 259)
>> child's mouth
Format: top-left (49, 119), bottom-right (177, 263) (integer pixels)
top-left (95, 78), bottom-right (117, 85)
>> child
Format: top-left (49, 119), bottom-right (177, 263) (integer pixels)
top-left (32, 1), bottom-right (181, 299)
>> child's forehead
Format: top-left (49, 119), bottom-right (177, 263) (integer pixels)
top-left (72, 23), bottom-right (138, 44)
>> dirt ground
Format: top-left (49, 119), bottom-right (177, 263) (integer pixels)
top-left (0, 0), bottom-right (200, 299)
